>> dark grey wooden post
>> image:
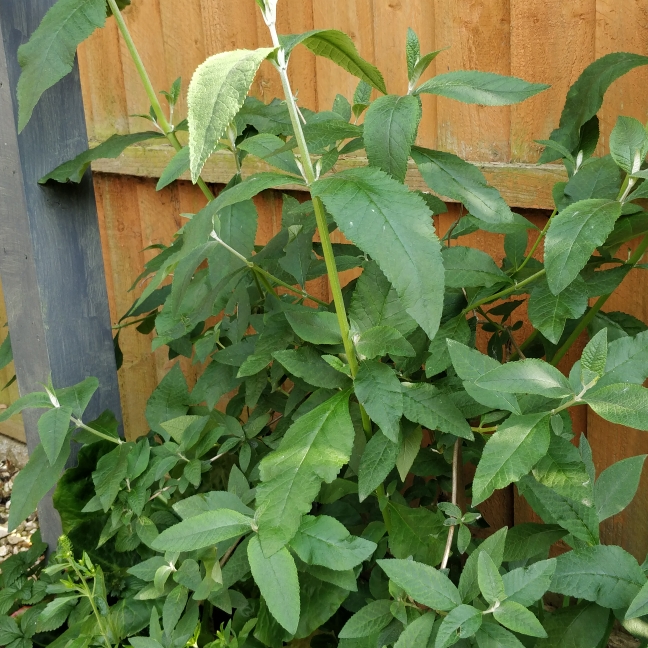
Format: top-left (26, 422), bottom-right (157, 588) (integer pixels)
top-left (0, 1), bottom-right (122, 548)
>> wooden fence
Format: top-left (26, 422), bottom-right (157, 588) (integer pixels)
top-left (1, 0), bottom-right (648, 555)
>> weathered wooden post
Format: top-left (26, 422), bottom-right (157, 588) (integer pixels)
top-left (0, 1), bottom-right (122, 548)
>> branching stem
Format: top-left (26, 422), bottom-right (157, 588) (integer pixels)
top-left (440, 439), bottom-right (461, 570)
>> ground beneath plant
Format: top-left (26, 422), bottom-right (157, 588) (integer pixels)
top-left (0, 458), bottom-right (642, 646)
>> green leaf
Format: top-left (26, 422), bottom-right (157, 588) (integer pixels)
top-left (492, 601), bottom-right (546, 638)
top-left (580, 328), bottom-right (608, 386)
top-left (412, 148), bottom-right (526, 231)
top-left (92, 443), bottom-right (131, 511)
top-left (290, 515), bottom-right (376, 571)
top-left (447, 341), bottom-right (521, 414)
top-left (349, 262), bottom-right (417, 337)
top-left (610, 116), bottom-right (648, 173)
top-left (551, 545), bottom-right (646, 609)
top-left (539, 52), bottom-right (648, 163)
top-left (55, 377), bottom-right (99, 418)
top-left (502, 559), bottom-right (556, 607)
top-left (563, 155), bottom-right (622, 204)
top-left (626, 581), bottom-right (648, 619)
top-left (238, 133), bottom-right (301, 176)
top-left (396, 424), bottom-right (423, 481)
top-left (16, 0), bottom-right (107, 131)
top-left (358, 430), bottom-right (399, 501)
top-left (285, 310), bottom-right (342, 345)
top-left (152, 509), bottom-right (251, 552)
top-left (405, 29), bottom-right (420, 81)
top-left (41, 131), bottom-right (164, 184)
top-left (163, 585), bottom-right (188, 635)
top-left (584, 383), bottom-right (648, 430)
top-left (528, 276), bottom-right (588, 344)
top-left (394, 613), bottom-right (436, 648)
top-left (210, 172), bottom-right (303, 214)
top-left (541, 602), bottom-right (611, 648)
top-left (435, 605), bottom-right (482, 648)
top-left (474, 623), bottom-right (526, 648)
top-left (442, 246), bottom-right (511, 288)
top-left (145, 365), bottom-right (190, 437)
top-left (416, 71), bottom-right (548, 105)
top-left (596, 329), bottom-right (648, 389)
top-left (8, 440), bottom-right (71, 531)
top-left (248, 535), bottom-right (300, 634)
top-left (545, 199), bottom-right (622, 294)
top-left (257, 391), bottom-right (354, 555)
top-left (295, 573), bottom-right (350, 639)
top-left (312, 167), bottom-right (444, 339)
top-left (354, 360), bottom-right (403, 442)
top-left (0, 332), bottom-right (12, 371)
top-left (355, 326), bottom-right (415, 360)
top-left (458, 528), bottom-right (507, 603)
top-left (478, 553), bottom-right (506, 605)
top-left (364, 95), bottom-right (421, 182)
top-left (273, 347), bottom-right (351, 389)
top-left (426, 315), bottom-right (471, 378)
top-left (157, 147), bottom-right (191, 190)
top-left (386, 502), bottom-right (445, 566)
top-left (377, 559), bottom-right (462, 611)
top-left (517, 475), bottom-right (599, 545)
top-left (410, 51), bottom-right (443, 91)
top-left (595, 455), bottom-right (647, 522)
top-left (338, 600), bottom-right (393, 639)
top-left (503, 523), bottom-right (567, 561)
top-left (188, 48), bottom-right (274, 180)
top-left (475, 359), bottom-right (573, 398)
top-left (401, 382), bottom-right (473, 439)
top-left (38, 407), bottom-right (73, 465)
top-left (282, 30), bottom-right (386, 94)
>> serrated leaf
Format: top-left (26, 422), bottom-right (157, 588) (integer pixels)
top-left (551, 545), bottom-right (646, 609)
top-left (442, 246), bottom-right (511, 288)
top-left (188, 48), bottom-right (274, 180)
top-left (596, 329), bottom-right (648, 389)
top-left (364, 94), bottom-right (421, 182)
top-left (541, 601), bottom-right (611, 647)
top-left (338, 600), bottom-right (393, 639)
top-left (146, 365), bottom-right (190, 437)
top-left (475, 359), bottom-right (572, 398)
top-left (285, 310), bottom-right (342, 345)
top-left (564, 155), bottom-right (622, 205)
top-left (354, 360), bottom-right (403, 442)
top-left (396, 424), bottom-right (423, 481)
top-left (538, 53), bottom-right (648, 163)
top-left (273, 347), bottom-right (351, 389)
top-left (426, 315), bottom-right (471, 378)
top-left (394, 612), bottom-right (436, 648)
top-left (595, 455), bottom-right (647, 522)
top-left (580, 328), bottom-right (608, 386)
top-left (493, 601), bottom-right (546, 638)
top-left (238, 133), bottom-right (301, 176)
top-left (610, 116), bottom-right (648, 173)
top-left (282, 30), bottom-right (386, 93)
top-left (478, 553), bottom-right (506, 604)
top-left (356, 326), bottom-right (415, 360)
top-left (93, 442), bottom-right (131, 511)
top-left (545, 199), bottom-right (622, 294)
top-left (157, 146), bottom-right (191, 190)
top-left (416, 71), bottom-right (548, 105)
top-left (387, 502), bottom-right (445, 566)
top-left (38, 406), bottom-right (73, 465)
top-left (584, 383), bottom-right (648, 430)
top-left (475, 623), bottom-right (526, 648)
top-left (163, 584), bottom-right (188, 635)
top-left (503, 523), bottom-right (567, 562)
top-left (502, 559), bottom-right (556, 607)
top-left (435, 605), bottom-right (482, 648)
top-left (248, 535), bottom-right (300, 634)
top-left (377, 559), bottom-right (462, 611)
top-left (358, 430), bottom-right (399, 501)
top-left (458, 528), bottom-right (507, 603)
top-left (17, 0), bottom-right (107, 131)
top-left (256, 391), bottom-right (354, 555)
top-left (151, 509), bottom-right (251, 552)
top-left (312, 167), bottom-right (444, 339)
top-left (528, 276), bottom-right (588, 344)
top-left (56, 377), bottom-right (99, 418)
top-left (405, 28), bottom-right (420, 81)
top-left (290, 515), bottom-right (376, 571)
top-left (412, 148), bottom-right (527, 231)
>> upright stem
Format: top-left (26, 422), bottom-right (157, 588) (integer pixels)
top-left (106, 0), bottom-right (213, 203)
top-left (514, 208), bottom-right (557, 276)
top-left (440, 439), bottom-right (461, 570)
top-left (551, 233), bottom-right (648, 366)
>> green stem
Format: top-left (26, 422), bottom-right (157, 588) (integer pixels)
top-left (69, 561), bottom-right (111, 648)
top-left (462, 269), bottom-right (546, 316)
top-left (514, 208), bottom-right (556, 276)
top-left (551, 233), bottom-right (648, 366)
top-left (72, 417), bottom-right (122, 445)
top-left (106, 0), bottom-right (213, 203)
top-left (508, 329), bottom-right (538, 362)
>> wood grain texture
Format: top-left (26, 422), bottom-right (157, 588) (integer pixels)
top-left (510, 0), bottom-right (596, 162)
top-left (0, 279), bottom-right (23, 442)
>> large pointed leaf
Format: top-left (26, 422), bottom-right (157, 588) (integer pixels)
top-left (551, 545), bottom-right (646, 609)
top-left (358, 431), bottom-right (399, 501)
top-left (386, 502), bottom-right (445, 565)
top-left (416, 71), bottom-right (548, 105)
top-left (17, 0), bottom-right (107, 131)
top-left (412, 148), bottom-right (527, 231)
top-left (188, 48), bottom-right (274, 180)
top-left (459, 528), bottom-right (507, 603)
top-left (584, 383), bottom-right (648, 430)
top-left (596, 330), bottom-right (648, 389)
top-left (503, 523), bottom-right (567, 562)
top-left (595, 455), bottom-right (647, 522)
top-left (256, 391), bottom-right (354, 555)
top-left (472, 413), bottom-right (551, 505)
top-left (541, 602), bottom-right (611, 648)
top-left (502, 558), bottom-right (556, 607)
top-left (610, 116), bottom-right (648, 173)
top-left (442, 246), bottom-right (511, 288)
top-left (312, 168), bottom-right (444, 339)
top-left (38, 406), bottom-right (73, 465)
top-left (364, 95), bottom-right (421, 182)
top-left (248, 535), bottom-right (300, 634)
top-left (338, 600), bottom-right (393, 639)
top-left (0, 391), bottom-right (52, 424)
top-left (545, 199), bottom-right (622, 295)
top-left (474, 359), bottom-right (573, 398)
top-left (435, 605), bottom-right (482, 647)
top-left (539, 53), bottom-right (648, 163)
top-left (281, 30), bottom-right (386, 94)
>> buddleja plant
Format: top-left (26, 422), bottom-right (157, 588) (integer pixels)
top-left (5, 0), bottom-right (648, 646)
